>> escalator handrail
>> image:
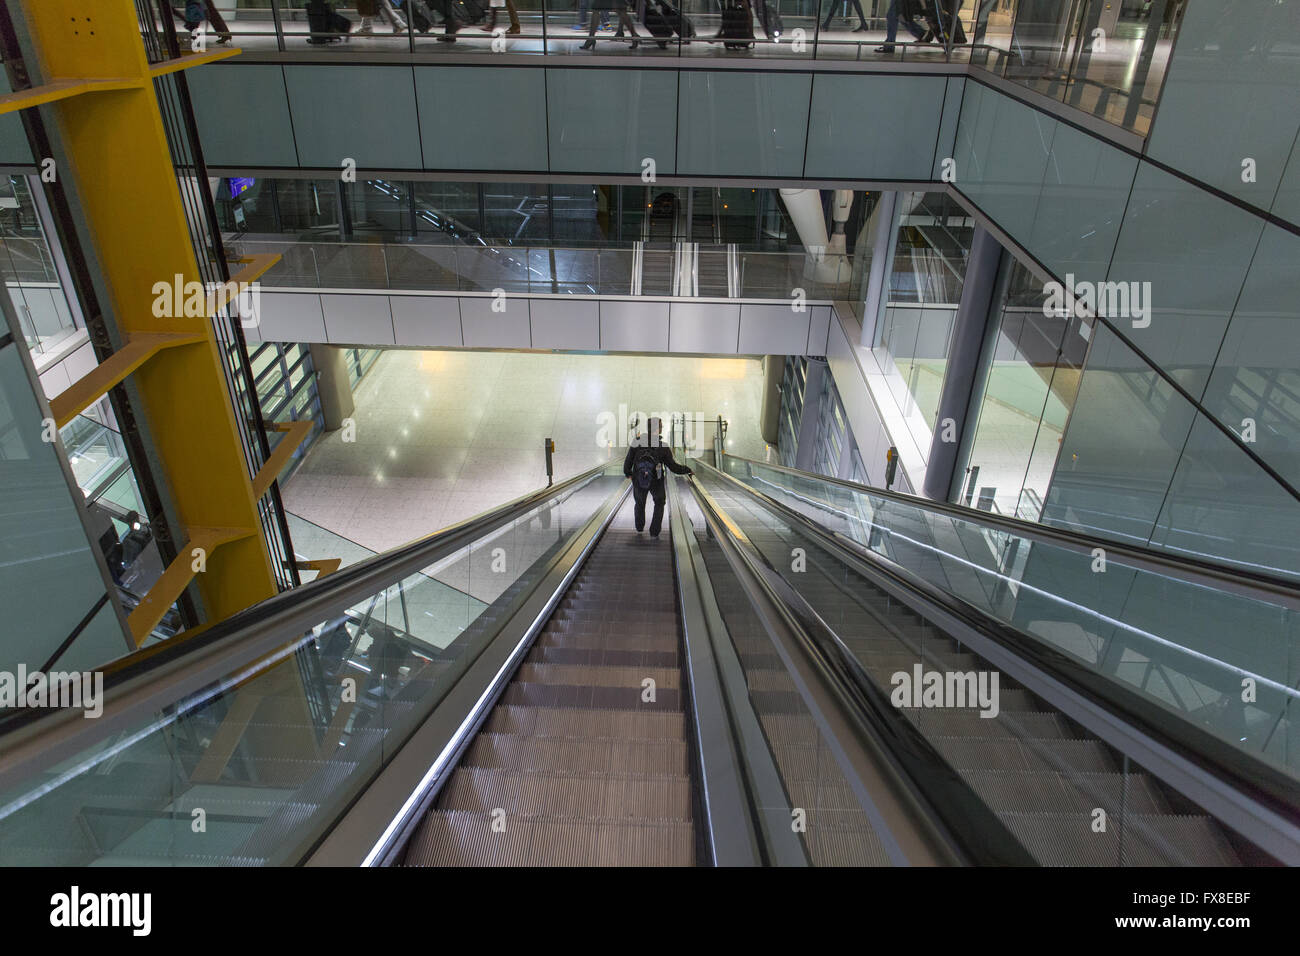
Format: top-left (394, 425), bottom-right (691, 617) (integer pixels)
top-left (665, 474), bottom-right (807, 867)
top-left (700, 458), bottom-right (1300, 859)
top-left (0, 461), bottom-right (619, 770)
top-left (718, 452), bottom-right (1300, 604)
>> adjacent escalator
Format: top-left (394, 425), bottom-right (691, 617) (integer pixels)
top-left (696, 452), bottom-right (1300, 866)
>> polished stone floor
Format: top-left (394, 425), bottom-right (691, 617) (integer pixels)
top-left (282, 348), bottom-right (768, 554)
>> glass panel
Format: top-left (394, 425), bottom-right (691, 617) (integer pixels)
top-left (961, 257), bottom-right (1084, 519)
top-left (0, 467), bottom-right (623, 865)
top-left (711, 457), bottom-right (1300, 787)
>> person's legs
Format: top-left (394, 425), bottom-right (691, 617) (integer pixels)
top-left (203, 1), bottom-right (233, 39)
top-left (580, 11), bottom-right (599, 47)
top-left (884, 0), bottom-right (901, 41)
top-left (633, 485), bottom-right (648, 531)
top-left (613, 7), bottom-right (639, 43)
top-left (506, 0), bottom-right (520, 32)
top-left (648, 485), bottom-right (666, 537)
top-left (848, 0), bottom-right (868, 29)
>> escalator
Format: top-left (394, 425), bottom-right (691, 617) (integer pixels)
top-left (404, 498), bottom-right (697, 866)
top-left (0, 438), bottom-right (1295, 867)
top-left (699, 449), bottom-right (1300, 866)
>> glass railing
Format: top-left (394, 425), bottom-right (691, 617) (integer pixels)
top-left (971, 0), bottom-right (1182, 137)
top-left (60, 412), bottom-right (131, 501)
top-left (714, 454), bottom-right (1300, 787)
top-left (228, 235), bottom-right (845, 300)
top-left (149, 1), bottom-right (1176, 136)
top-left (149, 0), bottom-right (973, 63)
top-left (0, 463), bottom-right (623, 865)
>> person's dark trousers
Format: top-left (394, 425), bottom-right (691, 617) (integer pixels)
top-left (822, 0), bottom-right (867, 31)
top-left (633, 484), bottom-right (667, 537)
top-left (884, 0), bottom-right (926, 41)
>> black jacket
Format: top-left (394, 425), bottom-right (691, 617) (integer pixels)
top-left (624, 440), bottom-right (692, 488)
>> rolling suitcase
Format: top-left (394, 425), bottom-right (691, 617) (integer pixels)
top-left (305, 0), bottom-right (351, 42)
top-left (644, 0), bottom-right (696, 47)
top-left (642, 2), bottom-right (675, 46)
top-left (718, 0), bottom-right (753, 49)
top-left (657, 0), bottom-right (697, 38)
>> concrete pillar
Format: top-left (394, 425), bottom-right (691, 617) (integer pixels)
top-left (308, 344), bottom-right (355, 431)
top-left (859, 190), bottom-right (900, 348)
top-left (922, 225), bottom-right (1004, 502)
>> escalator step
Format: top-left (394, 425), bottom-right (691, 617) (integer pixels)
top-left (961, 769), bottom-right (1169, 815)
top-left (406, 810), bottom-right (694, 867)
top-left (901, 708), bottom-right (1083, 739)
top-left (484, 704), bottom-right (686, 740)
top-left (464, 733), bottom-right (689, 776)
top-left (515, 663), bottom-right (681, 691)
top-left (528, 645), bottom-right (680, 669)
top-left (501, 681), bottom-right (682, 712)
top-left (438, 766), bottom-right (693, 820)
top-left (996, 811), bottom-right (1242, 867)
top-left (929, 735), bottom-right (1118, 773)
top-left (536, 628), bottom-right (680, 653)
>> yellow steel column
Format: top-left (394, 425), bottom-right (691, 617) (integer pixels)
top-left (14, 0), bottom-right (278, 623)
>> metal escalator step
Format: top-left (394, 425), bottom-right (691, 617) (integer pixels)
top-left (806, 827), bottom-right (896, 867)
top-left (438, 766), bottom-right (693, 821)
top-left (528, 645), bottom-right (681, 669)
top-left (501, 680), bottom-right (683, 712)
top-left (514, 663), bottom-right (681, 691)
top-left (405, 810), bottom-right (694, 866)
top-left (996, 811), bottom-right (1242, 866)
top-left (748, 689), bottom-right (809, 715)
top-left (856, 652), bottom-right (982, 674)
top-left (901, 708), bottom-right (1083, 739)
top-left (464, 733), bottom-right (689, 776)
top-left (960, 769), bottom-right (1169, 815)
top-left (757, 712), bottom-right (822, 746)
top-left (484, 704), bottom-right (686, 740)
top-left (536, 629), bottom-right (680, 653)
top-left (929, 735), bottom-right (1118, 773)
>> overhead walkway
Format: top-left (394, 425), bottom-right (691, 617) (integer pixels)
top-left (0, 434), bottom-right (1294, 866)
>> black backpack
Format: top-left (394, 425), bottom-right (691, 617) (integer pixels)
top-left (633, 450), bottom-right (660, 491)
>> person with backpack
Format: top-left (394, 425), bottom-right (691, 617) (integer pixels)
top-left (622, 417), bottom-right (692, 538)
top-left (173, 1), bottom-right (233, 48)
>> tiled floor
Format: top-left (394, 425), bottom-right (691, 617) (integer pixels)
top-left (282, 349), bottom-right (769, 554)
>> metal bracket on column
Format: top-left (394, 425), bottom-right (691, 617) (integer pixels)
top-left (252, 420), bottom-right (312, 498)
top-left (127, 525), bottom-right (256, 645)
top-left (47, 331), bottom-right (205, 428)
